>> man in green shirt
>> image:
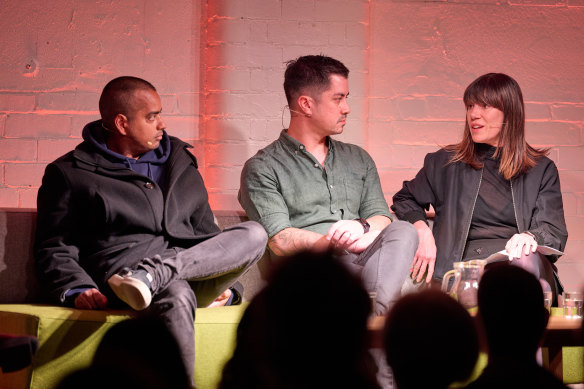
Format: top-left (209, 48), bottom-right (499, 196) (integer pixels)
top-left (239, 55), bottom-right (417, 316)
top-left (239, 55), bottom-right (417, 388)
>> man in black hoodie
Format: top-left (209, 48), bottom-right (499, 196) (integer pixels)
top-left (35, 76), bottom-right (268, 384)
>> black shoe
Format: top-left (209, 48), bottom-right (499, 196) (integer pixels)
top-left (0, 334), bottom-right (38, 372)
top-left (108, 268), bottom-right (153, 311)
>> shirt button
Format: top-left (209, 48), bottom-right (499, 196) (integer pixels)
top-left (144, 182), bottom-right (154, 189)
top-left (330, 184), bottom-right (334, 189)
top-left (299, 145), bottom-right (305, 150)
top-left (314, 163), bottom-right (318, 168)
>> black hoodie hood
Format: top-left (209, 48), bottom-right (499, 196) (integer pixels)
top-left (82, 120), bottom-right (171, 185)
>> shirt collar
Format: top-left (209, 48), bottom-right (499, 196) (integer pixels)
top-left (279, 129), bottom-right (335, 153)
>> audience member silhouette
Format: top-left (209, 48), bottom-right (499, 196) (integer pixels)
top-left (384, 289), bottom-right (479, 389)
top-left (220, 250), bottom-right (380, 389)
top-left (466, 265), bottom-right (568, 388)
top-left (57, 315), bottom-right (190, 389)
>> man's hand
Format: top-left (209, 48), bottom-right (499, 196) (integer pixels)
top-left (74, 288), bottom-right (108, 310)
top-left (346, 230), bottom-right (381, 254)
top-left (326, 220), bottom-right (365, 251)
top-left (411, 221), bottom-right (436, 283)
top-left (206, 289), bottom-right (233, 308)
top-left (505, 232), bottom-right (537, 259)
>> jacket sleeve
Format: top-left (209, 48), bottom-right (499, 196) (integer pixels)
top-left (391, 152), bottom-right (437, 224)
top-left (527, 161), bottom-right (568, 257)
top-left (34, 163), bottom-right (98, 304)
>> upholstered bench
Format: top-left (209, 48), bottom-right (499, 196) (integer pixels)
top-left (2, 208), bottom-right (582, 387)
top-left (0, 304), bottom-right (247, 389)
top-left (0, 208), bottom-right (264, 389)
top-left (543, 308), bottom-right (584, 384)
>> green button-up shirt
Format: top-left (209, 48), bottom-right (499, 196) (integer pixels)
top-left (239, 130), bottom-right (392, 238)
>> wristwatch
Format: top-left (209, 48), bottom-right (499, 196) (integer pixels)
top-left (354, 218), bottom-right (370, 233)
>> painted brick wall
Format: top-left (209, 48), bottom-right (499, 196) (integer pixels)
top-left (367, 1), bottom-right (584, 291)
top-left (203, 0), bottom-right (370, 209)
top-left (0, 0), bottom-right (203, 207)
top-left (0, 0), bottom-right (582, 290)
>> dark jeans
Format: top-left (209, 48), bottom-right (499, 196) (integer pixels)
top-left (336, 220), bottom-right (418, 389)
top-left (485, 251), bottom-right (559, 305)
top-left (138, 221), bottom-right (268, 385)
top-left (335, 220), bottom-right (418, 316)
top-left (464, 238), bottom-right (559, 304)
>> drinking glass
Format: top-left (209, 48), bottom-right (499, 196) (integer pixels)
top-left (543, 291), bottom-right (552, 313)
top-left (563, 291), bottom-right (583, 319)
top-left (369, 292), bottom-right (377, 317)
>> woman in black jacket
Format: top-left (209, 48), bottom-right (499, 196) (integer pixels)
top-left (391, 73), bottom-right (568, 302)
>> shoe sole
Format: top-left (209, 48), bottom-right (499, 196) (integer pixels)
top-left (108, 274), bottom-right (152, 311)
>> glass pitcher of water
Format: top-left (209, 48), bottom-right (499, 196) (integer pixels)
top-left (441, 260), bottom-right (486, 309)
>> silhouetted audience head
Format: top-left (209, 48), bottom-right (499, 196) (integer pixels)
top-left (464, 266), bottom-right (568, 389)
top-left (57, 315), bottom-right (190, 389)
top-left (384, 289), bottom-right (479, 389)
top-left (220, 250), bottom-right (379, 389)
top-left (477, 265), bottom-right (549, 359)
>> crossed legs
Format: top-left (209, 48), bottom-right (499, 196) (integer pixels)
top-left (336, 220), bottom-right (418, 316)
top-left (111, 221), bottom-right (267, 385)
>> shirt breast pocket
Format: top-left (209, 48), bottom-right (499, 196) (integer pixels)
top-left (343, 172), bottom-right (365, 214)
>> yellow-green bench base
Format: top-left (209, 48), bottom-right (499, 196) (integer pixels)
top-left (0, 304), bottom-right (246, 389)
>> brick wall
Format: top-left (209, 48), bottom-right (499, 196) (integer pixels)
top-left (367, 1), bottom-right (584, 291)
top-left (0, 0), bottom-right (582, 290)
top-left (0, 0), bottom-right (203, 207)
top-left (203, 0), bottom-right (370, 209)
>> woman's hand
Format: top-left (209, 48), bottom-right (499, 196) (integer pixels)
top-left (411, 221), bottom-right (436, 283)
top-left (505, 232), bottom-right (538, 259)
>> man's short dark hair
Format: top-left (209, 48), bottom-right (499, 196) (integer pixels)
top-left (283, 55), bottom-right (349, 108)
top-left (99, 76), bottom-right (157, 128)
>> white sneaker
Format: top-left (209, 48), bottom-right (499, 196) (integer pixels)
top-left (108, 269), bottom-right (153, 311)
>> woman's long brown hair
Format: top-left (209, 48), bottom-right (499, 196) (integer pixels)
top-left (447, 73), bottom-right (548, 180)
